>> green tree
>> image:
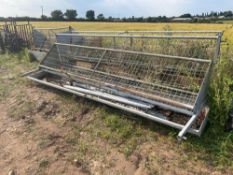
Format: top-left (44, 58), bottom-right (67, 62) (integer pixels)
top-left (180, 13), bottom-right (192, 18)
top-left (41, 15), bottom-right (48, 20)
top-left (224, 11), bottom-right (233, 17)
top-left (97, 13), bottom-right (105, 21)
top-left (65, 9), bottom-right (78, 20)
top-left (86, 10), bottom-right (95, 20)
top-left (210, 11), bottom-right (218, 17)
top-left (51, 10), bottom-right (64, 20)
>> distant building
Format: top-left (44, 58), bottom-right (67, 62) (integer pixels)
top-left (171, 18), bottom-right (192, 22)
top-left (218, 16), bottom-right (225, 19)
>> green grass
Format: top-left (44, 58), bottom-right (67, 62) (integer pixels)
top-left (39, 159), bottom-right (50, 169)
top-left (0, 49), bottom-right (38, 119)
top-left (8, 101), bottom-right (35, 119)
top-left (0, 49), bottom-right (37, 102)
top-left (86, 107), bottom-right (158, 157)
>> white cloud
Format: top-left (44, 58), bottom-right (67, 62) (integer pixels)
top-left (99, 0), bottom-right (192, 17)
top-left (0, 0), bottom-right (233, 17)
top-left (0, 0), bottom-right (192, 17)
top-left (0, 0), bottom-right (73, 17)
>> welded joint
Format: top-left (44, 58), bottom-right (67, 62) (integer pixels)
top-left (177, 114), bottom-right (199, 142)
top-left (177, 106), bottom-right (210, 142)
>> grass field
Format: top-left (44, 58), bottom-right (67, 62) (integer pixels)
top-left (0, 22), bottom-right (233, 174)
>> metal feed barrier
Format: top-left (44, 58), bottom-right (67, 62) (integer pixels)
top-left (30, 26), bottom-right (72, 61)
top-left (32, 26), bottom-right (72, 52)
top-left (56, 30), bottom-right (222, 61)
top-left (26, 30), bottom-right (223, 140)
top-left (26, 29), bottom-right (222, 140)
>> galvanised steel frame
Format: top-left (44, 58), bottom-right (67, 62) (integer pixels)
top-left (32, 26), bottom-right (72, 51)
top-left (56, 31), bottom-right (223, 62)
top-left (26, 41), bottom-right (217, 141)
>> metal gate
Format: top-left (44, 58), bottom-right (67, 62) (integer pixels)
top-left (26, 37), bottom-right (220, 140)
top-left (56, 30), bottom-right (222, 61)
top-left (0, 21), bottom-right (33, 51)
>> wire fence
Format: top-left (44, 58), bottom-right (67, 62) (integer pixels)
top-left (40, 43), bottom-right (212, 110)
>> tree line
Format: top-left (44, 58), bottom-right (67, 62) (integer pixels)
top-left (1, 9), bottom-right (233, 23)
top-left (44, 9), bottom-right (102, 21)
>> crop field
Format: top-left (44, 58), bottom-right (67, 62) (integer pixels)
top-left (29, 22), bottom-right (233, 41)
top-left (0, 22), bottom-right (233, 175)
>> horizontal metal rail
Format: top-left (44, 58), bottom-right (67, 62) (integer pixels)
top-left (75, 30), bottom-right (223, 34)
top-left (64, 85), bottom-right (153, 109)
top-left (57, 52), bottom-right (208, 75)
top-left (33, 26), bottom-right (70, 30)
top-left (57, 33), bottom-right (219, 40)
top-left (55, 43), bottom-right (212, 63)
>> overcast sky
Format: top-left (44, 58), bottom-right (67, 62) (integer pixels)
top-left (0, 0), bottom-right (233, 18)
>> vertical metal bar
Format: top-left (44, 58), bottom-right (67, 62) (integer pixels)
top-left (130, 37), bottom-right (133, 48)
top-left (22, 25), bottom-right (27, 46)
top-left (113, 36), bottom-right (116, 48)
top-left (56, 44), bottom-right (63, 64)
top-left (26, 24), bottom-right (31, 47)
top-left (69, 26), bottom-right (72, 32)
top-left (28, 24), bottom-right (33, 47)
top-left (27, 24), bottom-right (31, 46)
top-left (93, 49), bottom-right (107, 70)
top-left (13, 22), bottom-right (19, 51)
top-left (20, 26), bottom-right (24, 40)
top-left (214, 32), bottom-right (223, 63)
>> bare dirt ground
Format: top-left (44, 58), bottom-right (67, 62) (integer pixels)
top-left (0, 55), bottom-right (232, 175)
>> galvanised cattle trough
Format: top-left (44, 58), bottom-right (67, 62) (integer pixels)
top-left (27, 30), bottom-right (223, 141)
top-left (30, 26), bottom-right (72, 61)
top-left (32, 26), bottom-right (72, 51)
